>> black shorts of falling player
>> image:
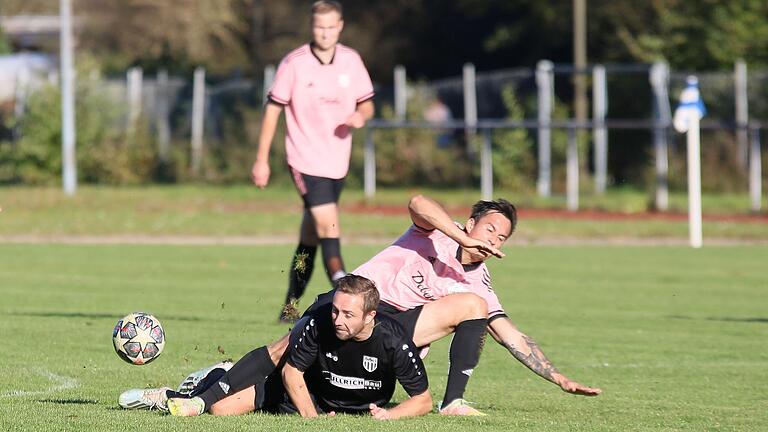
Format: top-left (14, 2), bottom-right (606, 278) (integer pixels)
top-left (173, 300), bottom-right (429, 416)
top-left (281, 166), bottom-right (347, 321)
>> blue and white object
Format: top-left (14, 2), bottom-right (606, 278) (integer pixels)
top-left (673, 76), bottom-right (706, 133)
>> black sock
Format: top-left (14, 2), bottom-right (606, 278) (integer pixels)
top-left (320, 237), bottom-right (345, 282)
top-left (196, 346), bottom-right (275, 411)
top-left (284, 243), bottom-right (317, 308)
top-left (443, 318), bottom-right (487, 406)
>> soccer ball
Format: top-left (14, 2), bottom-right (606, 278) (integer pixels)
top-left (112, 312), bottom-right (165, 365)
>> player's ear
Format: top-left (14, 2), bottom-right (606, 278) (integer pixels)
top-left (465, 218), bottom-right (475, 232)
top-left (364, 310), bottom-right (376, 325)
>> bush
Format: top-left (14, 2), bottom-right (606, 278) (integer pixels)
top-left (0, 58), bottom-right (163, 185)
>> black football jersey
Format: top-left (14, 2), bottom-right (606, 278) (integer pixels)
top-left (285, 302), bottom-right (428, 413)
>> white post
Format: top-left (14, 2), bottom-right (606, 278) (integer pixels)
top-left (394, 65), bottom-right (407, 122)
top-left (463, 63), bottom-right (477, 158)
top-left (650, 62), bottom-right (671, 211)
top-left (191, 67), bottom-right (206, 175)
top-left (364, 128), bottom-right (376, 198)
top-left (592, 64), bottom-right (607, 193)
top-left (735, 60), bottom-right (749, 167)
top-left (750, 127), bottom-right (762, 212)
top-left (60, 0), bottom-right (77, 195)
top-left (536, 60), bottom-right (553, 197)
top-left (262, 64), bottom-right (275, 104)
top-left (127, 67), bottom-right (143, 132)
top-left (686, 115), bottom-right (703, 248)
top-left (567, 128), bottom-right (579, 211)
top-left (481, 129), bottom-right (493, 201)
top-left (156, 70), bottom-right (171, 162)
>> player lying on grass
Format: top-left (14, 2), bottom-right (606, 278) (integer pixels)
top-left (166, 194), bottom-right (602, 416)
top-left (119, 275), bottom-right (432, 420)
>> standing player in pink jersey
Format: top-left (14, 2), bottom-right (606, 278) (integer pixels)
top-left (164, 195), bottom-right (601, 418)
top-left (251, 1), bottom-right (375, 320)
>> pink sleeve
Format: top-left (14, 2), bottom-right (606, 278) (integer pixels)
top-left (352, 53), bottom-right (374, 103)
top-left (482, 288), bottom-right (505, 318)
top-left (476, 268), bottom-right (505, 318)
top-left (268, 58), bottom-right (294, 105)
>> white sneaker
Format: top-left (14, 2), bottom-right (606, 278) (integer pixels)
top-left (176, 361), bottom-right (233, 396)
top-left (118, 387), bottom-right (171, 411)
top-left (438, 398), bottom-right (487, 416)
top-left (168, 396), bottom-right (205, 417)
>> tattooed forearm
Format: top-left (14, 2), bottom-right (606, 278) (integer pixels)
top-left (504, 335), bottom-right (561, 383)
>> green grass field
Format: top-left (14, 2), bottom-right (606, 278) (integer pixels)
top-left (1, 243), bottom-right (766, 431)
top-left (1, 185), bottom-right (767, 240)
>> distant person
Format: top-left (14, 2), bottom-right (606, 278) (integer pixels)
top-left (250, 1), bottom-right (375, 321)
top-left (423, 96), bottom-right (453, 148)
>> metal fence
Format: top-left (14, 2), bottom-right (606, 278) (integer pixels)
top-left (4, 60), bottom-right (765, 210)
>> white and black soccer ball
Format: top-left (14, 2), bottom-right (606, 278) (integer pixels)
top-left (112, 312), bottom-right (165, 365)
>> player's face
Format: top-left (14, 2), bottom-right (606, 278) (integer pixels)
top-left (331, 291), bottom-right (372, 340)
top-left (311, 11), bottom-right (343, 51)
top-left (465, 211), bottom-right (512, 261)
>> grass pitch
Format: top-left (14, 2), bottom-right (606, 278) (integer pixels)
top-left (0, 243), bottom-right (766, 431)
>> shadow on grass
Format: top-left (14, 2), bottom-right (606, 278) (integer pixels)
top-left (668, 315), bottom-right (768, 324)
top-left (38, 399), bottom-right (99, 405)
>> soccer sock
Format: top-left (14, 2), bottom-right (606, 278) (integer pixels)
top-left (442, 318), bottom-right (488, 407)
top-left (195, 346), bottom-right (275, 411)
top-left (320, 237), bottom-right (345, 282)
top-left (284, 243), bottom-right (317, 306)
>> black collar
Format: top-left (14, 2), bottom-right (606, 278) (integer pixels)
top-left (456, 245), bottom-right (482, 272)
top-left (309, 42), bottom-right (335, 65)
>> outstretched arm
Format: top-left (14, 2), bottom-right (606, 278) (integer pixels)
top-left (487, 316), bottom-right (602, 396)
top-left (408, 194), bottom-right (504, 258)
top-left (369, 390), bottom-right (432, 420)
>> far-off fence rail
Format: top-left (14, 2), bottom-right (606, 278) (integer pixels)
top-left (7, 60), bottom-right (765, 211)
top-left (362, 118), bottom-right (764, 213)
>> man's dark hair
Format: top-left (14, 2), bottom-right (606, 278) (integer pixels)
top-left (470, 199), bottom-right (518, 235)
top-left (334, 274), bottom-right (379, 314)
top-left (312, 1), bottom-right (343, 18)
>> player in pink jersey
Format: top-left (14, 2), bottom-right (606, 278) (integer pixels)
top-left (251, 1), bottom-right (375, 321)
top-left (167, 195), bottom-right (601, 417)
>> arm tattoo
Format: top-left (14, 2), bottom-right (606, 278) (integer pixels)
top-left (504, 335), bottom-right (561, 383)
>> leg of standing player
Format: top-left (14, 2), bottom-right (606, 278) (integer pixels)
top-left (282, 210), bottom-right (319, 321)
top-left (310, 202), bottom-right (346, 282)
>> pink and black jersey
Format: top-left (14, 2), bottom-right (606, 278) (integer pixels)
top-left (268, 43), bottom-right (374, 179)
top-left (353, 225), bottom-right (506, 319)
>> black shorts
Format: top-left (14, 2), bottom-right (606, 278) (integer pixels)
top-left (289, 166), bottom-right (345, 209)
top-left (254, 372), bottom-right (326, 415)
top-left (376, 302), bottom-right (424, 345)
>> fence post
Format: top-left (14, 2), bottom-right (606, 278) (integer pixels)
top-left (191, 67), bottom-right (206, 176)
top-left (463, 63), bottom-right (478, 159)
top-left (750, 126), bottom-right (762, 213)
top-left (650, 61), bottom-right (671, 211)
top-left (536, 60), bottom-right (553, 197)
top-left (60, 0), bottom-right (77, 196)
top-left (567, 127), bottom-right (579, 211)
top-left (156, 69), bottom-right (171, 162)
top-left (592, 64), bottom-right (608, 193)
top-left (127, 67), bottom-right (143, 134)
top-left (263, 64), bottom-right (275, 104)
top-left (481, 128), bottom-right (493, 201)
top-left (735, 60), bottom-right (749, 168)
top-left (364, 127), bottom-right (376, 199)
top-left (394, 65), bottom-right (407, 122)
